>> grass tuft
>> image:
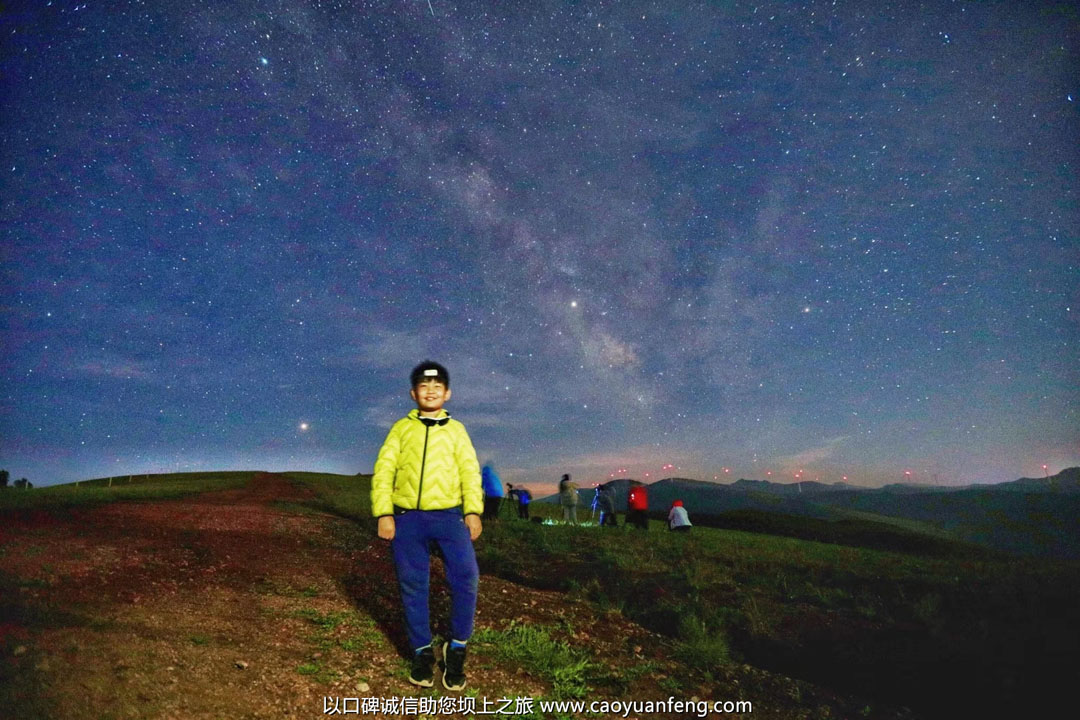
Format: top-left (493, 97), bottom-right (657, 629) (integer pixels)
top-left (674, 614), bottom-right (730, 675)
top-left (473, 623), bottom-right (591, 699)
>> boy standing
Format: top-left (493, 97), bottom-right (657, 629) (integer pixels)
top-left (371, 361), bottom-right (483, 691)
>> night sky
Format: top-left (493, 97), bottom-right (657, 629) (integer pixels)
top-left (2, 1), bottom-right (1078, 490)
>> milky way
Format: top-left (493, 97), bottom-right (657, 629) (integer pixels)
top-left (2, 1), bottom-right (1077, 488)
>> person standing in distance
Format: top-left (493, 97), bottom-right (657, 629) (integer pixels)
top-left (668, 499), bottom-right (692, 532)
top-left (481, 462), bottom-right (504, 520)
top-left (371, 361), bottom-right (483, 691)
top-left (559, 473), bottom-right (579, 525)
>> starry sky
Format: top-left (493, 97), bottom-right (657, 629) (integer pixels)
top-left (2, 0), bottom-right (1078, 490)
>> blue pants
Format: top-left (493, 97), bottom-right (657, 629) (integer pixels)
top-left (391, 509), bottom-right (479, 651)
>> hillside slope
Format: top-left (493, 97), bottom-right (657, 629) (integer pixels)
top-left (1, 472), bottom-right (917, 720)
top-left (560, 469), bottom-right (1080, 558)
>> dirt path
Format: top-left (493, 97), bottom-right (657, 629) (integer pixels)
top-left (2, 474), bottom-right (368, 717)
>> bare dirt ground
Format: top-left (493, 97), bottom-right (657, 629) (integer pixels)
top-left (0, 475), bottom-right (897, 719)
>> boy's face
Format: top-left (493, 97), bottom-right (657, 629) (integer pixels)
top-left (411, 378), bottom-right (451, 415)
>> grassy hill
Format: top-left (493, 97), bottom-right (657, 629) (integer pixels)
top-left (812, 486), bottom-right (1080, 557)
top-left (0, 471), bottom-right (258, 511)
top-left (302, 473), bottom-right (1078, 719)
top-left (563, 470), bottom-right (1080, 559)
top-left (3, 470), bottom-right (1077, 718)
top-left (686, 507), bottom-right (991, 558)
top-left (487, 511), bottom-right (1079, 719)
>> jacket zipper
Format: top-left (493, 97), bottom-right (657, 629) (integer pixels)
top-left (416, 422), bottom-right (431, 508)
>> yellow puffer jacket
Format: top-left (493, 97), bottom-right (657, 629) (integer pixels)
top-left (371, 409), bottom-right (483, 517)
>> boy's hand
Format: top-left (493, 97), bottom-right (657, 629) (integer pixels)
top-left (465, 514), bottom-right (482, 541)
top-left (377, 516), bottom-right (396, 541)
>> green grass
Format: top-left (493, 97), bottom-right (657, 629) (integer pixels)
top-left (474, 495), bottom-right (1080, 718)
top-left (0, 472), bottom-right (257, 512)
top-left (337, 637), bottom-right (363, 652)
top-left (283, 472), bottom-right (372, 520)
top-left (701, 506), bottom-right (989, 557)
top-left (472, 623), bottom-right (592, 699)
top-left (292, 608), bottom-right (352, 631)
top-left (282, 472), bottom-right (1080, 718)
top-left (297, 660), bottom-right (340, 683)
top-left (674, 614), bottom-right (729, 675)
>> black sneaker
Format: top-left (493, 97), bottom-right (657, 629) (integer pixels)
top-left (408, 646), bottom-right (435, 688)
top-left (441, 641), bottom-right (467, 691)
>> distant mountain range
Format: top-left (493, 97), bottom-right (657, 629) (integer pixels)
top-left (723, 466), bottom-right (1080, 496)
top-left (542, 468), bottom-right (1080, 558)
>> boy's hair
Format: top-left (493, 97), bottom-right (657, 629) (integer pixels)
top-left (410, 360), bottom-right (450, 388)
